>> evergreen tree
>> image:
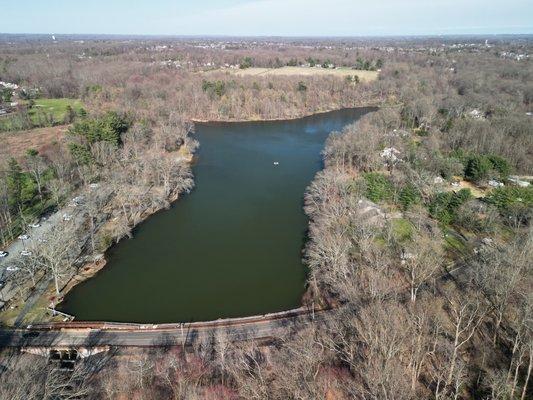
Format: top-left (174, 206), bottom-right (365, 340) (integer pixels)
top-left (6, 158), bottom-right (22, 212)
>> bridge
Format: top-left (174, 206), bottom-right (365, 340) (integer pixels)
top-left (0, 306), bottom-right (328, 349)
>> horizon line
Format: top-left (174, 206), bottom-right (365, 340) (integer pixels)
top-left (1, 32), bottom-right (533, 39)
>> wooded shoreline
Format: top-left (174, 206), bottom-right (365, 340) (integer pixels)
top-left (57, 105), bottom-right (377, 322)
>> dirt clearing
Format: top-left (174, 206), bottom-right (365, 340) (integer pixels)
top-left (207, 66), bottom-right (379, 81)
top-left (0, 125), bottom-right (68, 163)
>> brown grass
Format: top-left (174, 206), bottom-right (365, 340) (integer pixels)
top-left (448, 178), bottom-right (488, 198)
top-left (0, 125), bottom-right (68, 164)
top-left (209, 66), bottom-right (379, 82)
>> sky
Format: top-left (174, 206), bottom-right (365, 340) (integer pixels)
top-left (1, 0), bottom-right (532, 36)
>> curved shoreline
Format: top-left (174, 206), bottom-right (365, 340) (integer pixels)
top-left (191, 102), bottom-right (380, 124)
top-left (53, 106), bottom-right (376, 325)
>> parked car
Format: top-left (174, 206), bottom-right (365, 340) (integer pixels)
top-left (63, 213), bottom-right (72, 221)
top-left (6, 265), bottom-right (20, 271)
top-left (18, 234), bottom-right (29, 240)
top-left (70, 196), bottom-right (85, 206)
top-left (0, 251), bottom-right (8, 258)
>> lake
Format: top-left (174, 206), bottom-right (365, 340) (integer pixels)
top-left (58, 108), bottom-right (374, 323)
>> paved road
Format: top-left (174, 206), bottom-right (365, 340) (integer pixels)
top-left (0, 206), bottom-right (82, 309)
top-left (0, 186), bottom-right (110, 308)
top-left (1, 207), bottom-right (67, 267)
top-left (0, 211), bottom-right (65, 307)
top-left (0, 311), bottom-right (325, 348)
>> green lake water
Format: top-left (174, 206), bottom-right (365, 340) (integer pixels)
top-left (59, 108), bottom-right (374, 323)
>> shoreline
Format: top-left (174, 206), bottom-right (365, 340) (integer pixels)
top-left (190, 102), bottom-right (380, 124)
top-left (41, 105), bottom-right (377, 325)
top-left (56, 188), bottom-right (185, 313)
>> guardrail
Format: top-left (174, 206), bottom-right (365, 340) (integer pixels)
top-left (28, 305), bottom-right (330, 331)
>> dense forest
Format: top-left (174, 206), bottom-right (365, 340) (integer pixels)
top-left (0, 36), bottom-right (532, 399)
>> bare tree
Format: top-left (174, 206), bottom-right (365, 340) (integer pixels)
top-left (470, 231), bottom-right (532, 344)
top-left (28, 222), bottom-right (81, 295)
top-left (396, 231), bottom-right (444, 302)
top-left (445, 295), bottom-right (487, 386)
top-left (0, 351), bottom-right (93, 400)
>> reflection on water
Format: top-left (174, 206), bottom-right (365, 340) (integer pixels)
top-left (59, 108), bottom-right (374, 323)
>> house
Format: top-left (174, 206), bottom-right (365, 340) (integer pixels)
top-left (0, 81), bottom-right (19, 90)
top-left (355, 199), bottom-right (386, 226)
top-left (380, 147), bottom-right (401, 163)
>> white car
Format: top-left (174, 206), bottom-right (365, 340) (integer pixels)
top-left (6, 265), bottom-right (20, 271)
top-left (29, 222), bottom-right (41, 228)
top-left (18, 234), bottom-right (29, 240)
top-left (71, 196), bottom-right (85, 206)
top-left (0, 251), bottom-right (8, 258)
top-left (63, 213), bottom-right (72, 221)
top-left (20, 250), bottom-right (32, 257)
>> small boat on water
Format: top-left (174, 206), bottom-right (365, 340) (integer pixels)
top-left (273, 161), bottom-right (279, 165)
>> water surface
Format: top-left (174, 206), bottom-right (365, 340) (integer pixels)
top-left (59, 108), bottom-right (373, 322)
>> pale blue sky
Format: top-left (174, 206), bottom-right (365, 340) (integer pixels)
top-left (1, 0), bottom-right (531, 36)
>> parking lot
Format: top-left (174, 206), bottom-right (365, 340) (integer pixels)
top-left (0, 198), bottom-right (86, 308)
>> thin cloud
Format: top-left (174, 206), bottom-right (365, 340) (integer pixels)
top-left (160, 0), bottom-right (533, 36)
top-left (1, 0), bottom-right (532, 35)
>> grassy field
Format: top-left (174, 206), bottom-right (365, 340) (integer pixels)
top-left (0, 98), bottom-right (84, 132)
top-left (211, 66), bottom-right (379, 82)
top-left (28, 98), bottom-right (84, 123)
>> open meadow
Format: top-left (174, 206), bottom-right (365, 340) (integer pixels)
top-left (211, 66), bottom-right (379, 81)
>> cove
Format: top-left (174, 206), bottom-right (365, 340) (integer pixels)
top-left (59, 108), bottom-right (374, 323)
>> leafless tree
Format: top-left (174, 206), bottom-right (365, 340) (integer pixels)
top-left (27, 222), bottom-right (81, 295)
top-left (444, 294), bottom-right (487, 386)
top-left (395, 229), bottom-right (445, 303)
